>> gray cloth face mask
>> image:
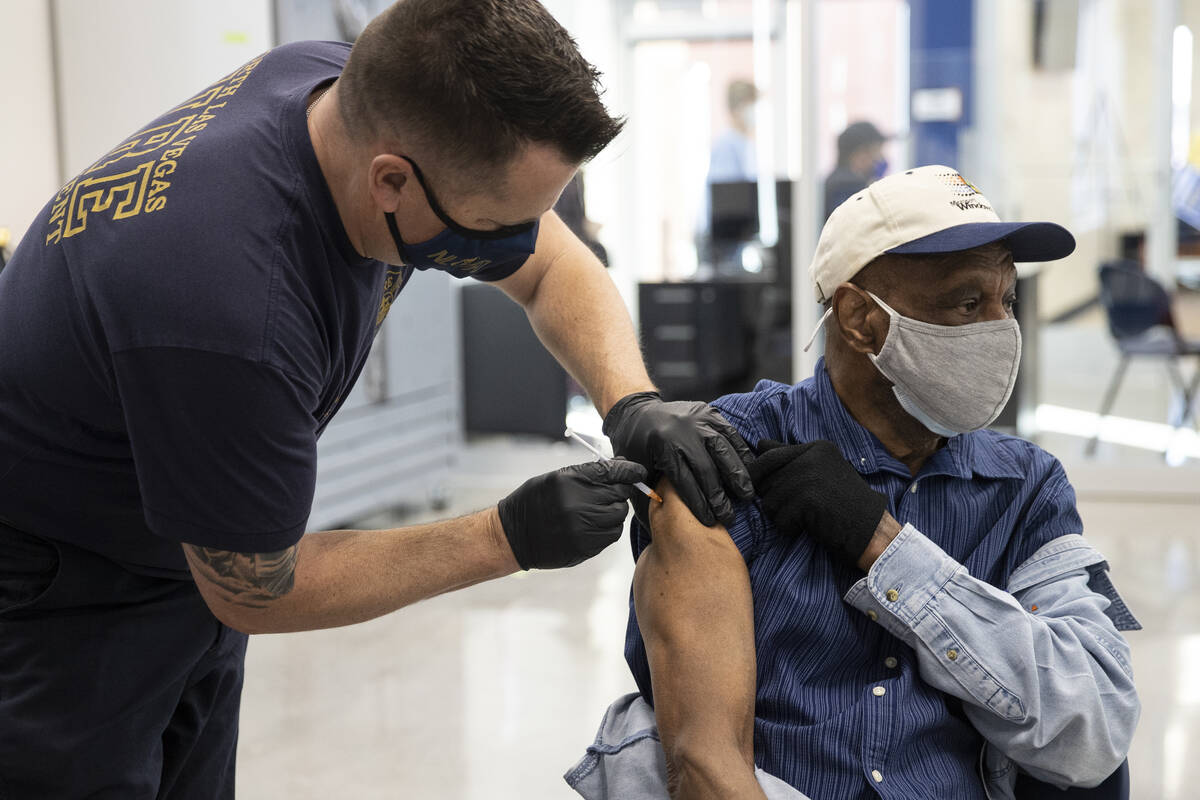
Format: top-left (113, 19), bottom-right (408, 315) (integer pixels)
top-left (865, 291), bottom-right (1021, 437)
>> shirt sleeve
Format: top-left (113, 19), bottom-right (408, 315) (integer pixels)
top-left (843, 525), bottom-right (1139, 789)
top-left (112, 346), bottom-right (319, 553)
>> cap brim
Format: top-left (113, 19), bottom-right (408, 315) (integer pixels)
top-left (885, 221), bottom-right (1076, 263)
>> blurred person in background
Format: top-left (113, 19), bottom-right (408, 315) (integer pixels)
top-left (709, 78), bottom-right (760, 183)
top-left (824, 120), bottom-right (889, 220)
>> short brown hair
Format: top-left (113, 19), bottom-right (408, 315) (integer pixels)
top-left (337, 0), bottom-right (623, 184)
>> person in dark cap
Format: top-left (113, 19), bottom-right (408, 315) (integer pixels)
top-left (824, 120), bottom-right (888, 220)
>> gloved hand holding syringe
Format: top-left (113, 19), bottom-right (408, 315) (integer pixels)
top-left (565, 428), bottom-right (663, 504)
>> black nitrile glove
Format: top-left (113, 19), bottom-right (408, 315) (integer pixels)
top-left (747, 439), bottom-right (888, 566)
top-left (603, 391), bottom-right (754, 527)
top-left (498, 458), bottom-right (648, 570)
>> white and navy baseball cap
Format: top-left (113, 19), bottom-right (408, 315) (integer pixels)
top-left (810, 165), bottom-right (1076, 304)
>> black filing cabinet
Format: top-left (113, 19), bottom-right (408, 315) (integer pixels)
top-left (639, 281), bottom-right (771, 403)
top-left (461, 283), bottom-right (569, 439)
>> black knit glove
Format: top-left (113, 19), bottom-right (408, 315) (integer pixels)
top-left (603, 391), bottom-right (754, 527)
top-left (498, 458), bottom-right (647, 570)
top-left (747, 439), bottom-right (888, 566)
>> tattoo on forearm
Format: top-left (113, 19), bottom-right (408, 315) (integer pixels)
top-left (183, 544), bottom-right (298, 608)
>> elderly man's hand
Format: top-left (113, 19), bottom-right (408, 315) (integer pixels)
top-left (748, 439), bottom-right (893, 568)
top-left (603, 391), bottom-right (754, 528)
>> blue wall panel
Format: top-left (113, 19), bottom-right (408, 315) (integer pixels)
top-left (909, 0), bottom-right (974, 168)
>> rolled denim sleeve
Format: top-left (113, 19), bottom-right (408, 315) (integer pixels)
top-left (843, 525), bottom-right (1140, 788)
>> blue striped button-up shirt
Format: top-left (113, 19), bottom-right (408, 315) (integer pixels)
top-left (622, 360), bottom-right (1138, 799)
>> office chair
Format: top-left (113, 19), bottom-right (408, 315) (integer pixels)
top-left (1086, 261), bottom-right (1200, 456)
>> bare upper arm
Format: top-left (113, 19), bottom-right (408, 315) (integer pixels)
top-left (642, 481), bottom-right (743, 558)
top-left (634, 481), bottom-right (760, 795)
top-left (634, 482), bottom-right (751, 649)
top-left (182, 542), bottom-right (298, 631)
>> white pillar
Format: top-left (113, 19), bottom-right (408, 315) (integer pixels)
top-left (753, 0), bottom-right (778, 249)
top-left (969, 0), bottom-right (1006, 216)
top-left (1148, 0), bottom-right (1180, 288)
top-left (790, 0), bottom-right (821, 382)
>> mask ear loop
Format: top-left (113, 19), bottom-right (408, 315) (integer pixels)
top-left (807, 287), bottom-right (905, 353)
top-left (385, 211), bottom-right (410, 265)
top-left (398, 154), bottom-right (536, 241)
top-left (862, 289), bottom-right (900, 317)
top-left (802, 307), bottom-right (834, 352)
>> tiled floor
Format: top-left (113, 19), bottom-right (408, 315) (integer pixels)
top-left (236, 310), bottom-right (1200, 799)
top-left (1081, 497), bottom-right (1200, 800)
top-left (237, 440), bottom-right (636, 800)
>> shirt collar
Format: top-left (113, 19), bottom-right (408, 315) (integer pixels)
top-left (805, 359), bottom-right (1024, 482)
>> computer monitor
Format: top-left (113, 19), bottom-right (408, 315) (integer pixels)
top-left (709, 181), bottom-right (761, 241)
top-left (707, 180), bottom-right (793, 285)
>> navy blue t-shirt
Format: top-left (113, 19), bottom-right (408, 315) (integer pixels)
top-left (0, 42), bottom-right (522, 576)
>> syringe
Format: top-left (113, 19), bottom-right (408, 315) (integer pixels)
top-left (564, 428), bottom-right (663, 504)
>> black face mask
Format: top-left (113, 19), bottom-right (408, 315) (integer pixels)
top-left (385, 155), bottom-right (540, 278)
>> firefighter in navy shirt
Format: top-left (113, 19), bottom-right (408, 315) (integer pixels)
top-left (0, 1), bottom-right (754, 796)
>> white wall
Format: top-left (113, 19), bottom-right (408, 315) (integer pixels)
top-left (538, 0), bottom-right (633, 303)
top-left (997, 0), bottom-right (1098, 319)
top-left (988, 0), bottom-right (1163, 319)
top-left (53, 0), bottom-right (272, 177)
top-left (0, 0), bottom-right (273, 249)
top-left (0, 0), bottom-right (60, 247)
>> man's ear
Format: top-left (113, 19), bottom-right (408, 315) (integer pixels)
top-left (830, 283), bottom-right (886, 355)
top-left (367, 153), bottom-right (412, 214)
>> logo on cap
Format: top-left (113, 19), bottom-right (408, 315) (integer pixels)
top-left (939, 171), bottom-right (992, 212)
top-left (939, 171), bottom-right (981, 197)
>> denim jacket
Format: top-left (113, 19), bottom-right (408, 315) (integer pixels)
top-left (845, 529), bottom-right (1140, 797)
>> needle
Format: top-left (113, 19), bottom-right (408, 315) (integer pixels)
top-left (564, 428), bottom-right (663, 504)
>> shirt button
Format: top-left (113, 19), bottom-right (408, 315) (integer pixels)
top-left (859, 457), bottom-right (866, 465)
top-left (884, 657), bottom-right (898, 669)
top-left (872, 685), bottom-right (886, 697)
top-left (909, 481), bottom-right (919, 493)
top-left (867, 609), bottom-right (878, 621)
top-left (871, 769), bottom-right (884, 783)
top-left (885, 589), bottom-right (899, 602)
top-left (947, 649), bottom-right (959, 661)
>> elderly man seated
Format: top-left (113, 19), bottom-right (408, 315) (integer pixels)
top-left (566, 166), bottom-right (1140, 800)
